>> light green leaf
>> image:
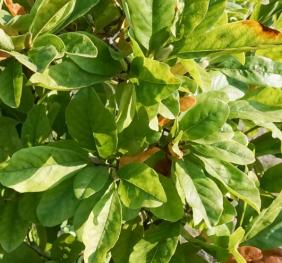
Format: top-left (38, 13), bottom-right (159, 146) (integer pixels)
top-left (0, 29), bottom-right (14, 50)
top-left (245, 191), bottom-right (282, 240)
top-left (124, 0), bottom-right (176, 50)
top-left (216, 55), bottom-right (282, 88)
top-left (179, 98), bottom-right (229, 140)
top-left (73, 166), bottom-right (109, 199)
top-left (0, 146), bottom-right (87, 193)
top-left (8, 51), bottom-right (38, 72)
top-left (73, 193), bottom-right (103, 241)
top-left (229, 100), bottom-right (282, 123)
top-left (173, 159), bottom-right (223, 226)
top-left (21, 104), bottom-right (52, 146)
top-left (30, 0), bottom-right (76, 39)
top-left (228, 228), bottom-right (246, 263)
top-left (198, 156), bottom-right (261, 212)
top-left (0, 59), bottom-right (23, 108)
top-left (116, 84), bottom-right (136, 132)
top-left (37, 178), bottom-right (79, 226)
top-left (33, 33), bottom-right (65, 55)
top-left (176, 0), bottom-right (209, 37)
top-left (0, 201), bottom-right (29, 252)
top-left (150, 176), bottom-right (184, 222)
top-left (194, 123), bottom-right (234, 144)
top-left (193, 0), bottom-right (227, 34)
top-left (175, 20), bottom-right (282, 58)
top-left (66, 87), bottom-right (117, 159)
top-left (118, 163), bottom-right (166, 209)
top-left (82, 186), bottom-right (122, 263)
top-left (192, 140), bottom-right (255, 165)
top-left (131, 57), bottom-right (180, 106)
top-left (129, 222), bottom-right (180, 263)
top-left (68, 33), bottom-right (123, 77)
top-left (29, 60), bottom-right (107, 90)
top-left (60, 32), bottom-right (97, 58)
top-left (246, 87), bottom-right (282, 107)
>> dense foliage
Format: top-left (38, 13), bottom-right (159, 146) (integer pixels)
top-left (0, 0), bottom-right (281, 262)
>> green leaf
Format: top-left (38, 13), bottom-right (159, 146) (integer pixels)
top-left (82, 186), bottom-right (122, 263)
top-left (173, 159), bottom-right (223, 226)
top-left (123, 0), bottom-right (176, 51)
top-left (261, 163), bottom-right (282, 193)
top-left (179, 98), bottom-right (229, 140)
top-left (18, 193), bottom-right (41, 223)
top-left (193, 123), bottom-right (234, 145)
top-left (176, 0), bottom-right (209, 37)
top-left (116, 83), bottom-right (136, 133)
top-left (73, 194), bottom-right (102, 240)
top-left (198, 156), bottom-right (261, 212)
top-left (0, 117), bottom-right (22, 156)
top-left (0, 59), bottom-right (23, 108)
top-left (217, 55), bottom-right (282, 88)
top-left (117, 163), bottom-right (166, 209)
top-left (63, 0), bottom-right (100, 26)
top-left (0, 29), bottom-right (14, 50)
top-left (246, 87), bottom-right (282, 107)
top-left (118, 107), bottom-right (161, 155)
top-left (170, 243), bottom-right (207, 263)
top-left (73, 166), bottom-right (109, 199)
top-left (150, 176), bottom-right (184, 222)
top-left (0, 146), bottom-right (87, 193)
top-left (229, 100), bottom-right (282, 123)
top-left (51, 234), bottom-right (84, 263)
top-left (129, 222), bottom-right (180, 263)
top-left (68, 33), bottom-right (123, 77)
top-left (245, 211), bottom-right (282, 250)
top-left (66, 87), bottom-right (117, 158)
top-left (192, 140), bottom-right (255, 165)
top-left (175, 20), bottom-right (282, 58)
top-left (193, 0), bottom-right (227, 34)
top-left (245, 191), bottom-right (282, 240)
top-left (220, 198), bottom-right (237, 224)
top-left (33, 33), bottom-right (65, 55)
top-left (112, 223), bottom-right (143, 263)
top-left (0, 243), bottom-right (44, 263)
top-left (21, 104), bottom-right (52, 146)
top-left (29, 34), bottom-right (65, 72)
top-left (131, 57), bottom-right (180, 106)
top-left (0, 201), bottom-right (29, 252)
top-left (37, 178), bottom-right (80, 227)
top-left (30, 0), bottom-right (76, 39)
top-left (29, 60), bottom-right (108, 90)
top-left (8, 51), bottom-right (38, 72)
top-left (60, 32), bottom-right (97, 58)
top-left (29, 45), bottom-right (59, 72)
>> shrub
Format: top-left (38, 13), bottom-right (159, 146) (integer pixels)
top-left (0, 0), bottom-right (281, 262)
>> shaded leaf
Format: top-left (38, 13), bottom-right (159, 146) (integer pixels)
top-left (129, 222), bottom-right (180, 263)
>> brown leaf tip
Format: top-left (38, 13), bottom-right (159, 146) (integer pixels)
top-left (241, 20), bottom-right (281, 39)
